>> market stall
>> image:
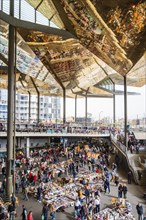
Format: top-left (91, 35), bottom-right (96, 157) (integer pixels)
top-left (93, 198), bottom-right (135, 220)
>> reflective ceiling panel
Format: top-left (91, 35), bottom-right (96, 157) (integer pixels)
top-left (26, 0), bottom-right (146, 76)
top-left (127, 52), bottom-right (146, 87)
top-left (0, 1), bottom-right (146, 98)
top-left (19, 28), bottom-right (123, 95)
top-left (0, 19), bottom-right (62, 96)
top-left (91, 0), bottom-right (146, 64)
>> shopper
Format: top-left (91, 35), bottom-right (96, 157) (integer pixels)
top-left (37, 186), bottom-right (42, 202)
top-left (49, 202), bottom-right (56, 220)
top-left (104, 178), bottom-right (110, 193)
top-left (85, 187), bottom-right (91, 204)
top-left (80, 205), bottom-right (86, 220)
top-left (24, 186), bottom-right (29, 201)
top-left (118, 184), bottom-right (123, 198)
top-left (127, 171), bottom-right (132, 184)
top-left (42, 203), bottom-right (49, 220)
top-left (94, 196), bottom-right (100, 213)
top-left (75, 199), bottom-right (81, 217)
top-left (122, 184), bottom-right (128, 199)
top-left (8, 203), bottom-right (15, 220)
top-left (114, 175), bottom-right (119, 186)
top-left (11, 193), bottom-right (16, 210)
top-left (136, 203), bottom-right (143, 220)
top-left (27, 211), bottom-right (33, 220)
top-left (21, 205), bottom-right (27, 220)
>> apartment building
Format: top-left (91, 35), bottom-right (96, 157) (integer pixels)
top-left (0, 89), bottom-right (61, 122)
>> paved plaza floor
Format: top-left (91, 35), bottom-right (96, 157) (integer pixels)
top-left (15, 166), bottom-right (146, 220)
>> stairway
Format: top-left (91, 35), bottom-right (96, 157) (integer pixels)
top-left (111, 137), bottom-right (146, 186)
top-left (134, 169), bottom-right (146, 186)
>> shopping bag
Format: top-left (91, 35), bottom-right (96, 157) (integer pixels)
top-left (41, 214), bottom-right (44, 220)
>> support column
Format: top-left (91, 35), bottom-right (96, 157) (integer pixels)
top-left (113, 83), bottom-right (116, 126)
top-left (48, 137), bottom-right (50, 145)
top-left (37, 93), bottom-right (40, 124)
top-left (34, 9), bottom-right (37, 23)
top-left (6, 0), bottom-right (15, 199)
top-left (16, 137), bottom-right (18, 148)
top-left (28, 92), bottom-right (31, 123)
top-left (85, 92), bottom-right (88, 126)
top-left (56, 96), bottom-right (58, 129)
top-left (63, 88), bottom-right (66, 124)
top-left (26, 138), bottom-right (30, 158)
top-left (75, 95), bottom-right (77, 123)
top-left (20, 137), bottom-right (21, 148)
top-left (1, 0), bottom-right (3, 10)
top-left (19, 0), bottom-right (21, 19)
top-left (124, 76), bottom-right (128, 149)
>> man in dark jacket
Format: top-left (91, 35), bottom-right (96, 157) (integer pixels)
top-left (21, 205), bottom-right (27, 220)
top-left (42, 203), bottom-right (49, 220)
top-left (8, 203), bottom-right (15, 220)
top-left (37, 186), bottom-right (42, 202)
top-left (127, 171), bottom-right (132, 184)
top-left (136, 203), bottom-right (143, 220)
top-left (122, 184), bottom-right (128, 199)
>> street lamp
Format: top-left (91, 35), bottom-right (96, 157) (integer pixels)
top-left (99, 111), bottom-right (103, 124)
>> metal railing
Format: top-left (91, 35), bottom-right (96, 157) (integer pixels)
top-left (110, 134), bottom-right (127, 153)
top-left (0, 127), bottom-right (111, 134)
top-left (110, 134), bottom-right (139, 184)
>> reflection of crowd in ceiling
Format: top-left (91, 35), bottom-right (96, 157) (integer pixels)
top-left (0, 0), bottom-right (146, 97)
top-left (59, 0), bottom-right (132, 74)
top-left (107, 2), bottom-right (145, 49)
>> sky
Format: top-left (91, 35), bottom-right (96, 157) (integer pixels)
top-left (60, 85), bottom-right (146, 120)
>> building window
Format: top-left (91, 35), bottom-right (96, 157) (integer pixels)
top-left (48, 103), bottom-right (52, 108)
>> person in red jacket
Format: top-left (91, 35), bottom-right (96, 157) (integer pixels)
top-left (33, 174), bottom-right (37, 186)
top-left (27, 211), bottom-right (33, 220)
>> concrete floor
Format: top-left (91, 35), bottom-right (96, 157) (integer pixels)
top-left (15, 166), bottom-right (146, 220)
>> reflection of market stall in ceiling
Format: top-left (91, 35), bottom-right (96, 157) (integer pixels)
top-left (0, 19), bottom-right (62, 96)
top-left (18, 28), bottom-right (110, 93)
top-left (0, 0), bottom-right (146, 98)
top-left (26, 0), bottom-right (146, 75)
top-left (0, 67), bottom-right (62, 96)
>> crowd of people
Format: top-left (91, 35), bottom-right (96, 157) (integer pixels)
top-left (0, 138), bottom-right (145, 220)
top-left (0, 122), bottom-right (112, 134)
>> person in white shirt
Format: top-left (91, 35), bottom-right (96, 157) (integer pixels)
top-left (94, 196), bottom-right (100, 213)
top-left (74, 199), bottom-right (81, 217)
